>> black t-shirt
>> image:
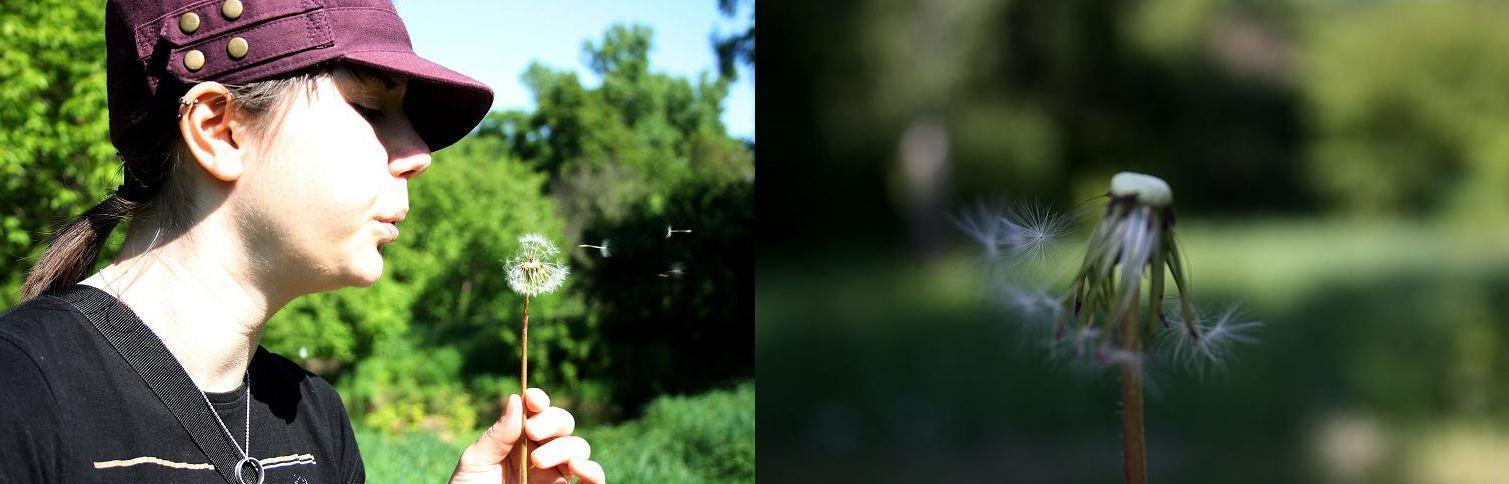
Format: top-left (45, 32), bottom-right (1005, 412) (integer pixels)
top-left (0, 284), bottom-right (365, 483)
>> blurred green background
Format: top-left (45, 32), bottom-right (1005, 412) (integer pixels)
top-left (0, 0), bottom-right (753, 482)
top-left (760, 0), bottom-right (1509, 482)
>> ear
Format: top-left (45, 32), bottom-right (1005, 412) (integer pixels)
top-left (178, 82), bottom-right (245, 182)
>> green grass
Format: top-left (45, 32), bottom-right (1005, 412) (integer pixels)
top-left (355, 381), bottom-right (755, 483)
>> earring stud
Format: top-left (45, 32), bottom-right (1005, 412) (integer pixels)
top-left (176, 97), bottom-right (200, 119)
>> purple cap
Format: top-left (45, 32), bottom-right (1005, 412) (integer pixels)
top-left (105, 0), bottom-right (493, 157)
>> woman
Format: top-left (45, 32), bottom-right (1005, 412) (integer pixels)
top-left (0, 0), bottom-right (605, 483)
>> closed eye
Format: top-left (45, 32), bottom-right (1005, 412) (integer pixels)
top-left (351, 103), bottom-right (385, 122)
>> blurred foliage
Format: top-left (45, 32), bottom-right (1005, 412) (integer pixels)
top-left (715, 0), bottom-right (755, 80)
top-left (0, 0), bottom-right (116, 299)
top-left (0, 0), bottom-right (753, 446)
top-left (1299, 1), bottom-right (1509, 219)
top-left (763, 0), bottom-right (1509, 252)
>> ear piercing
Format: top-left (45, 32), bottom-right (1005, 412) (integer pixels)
top-left (176, 97), bottom-right (200, 119)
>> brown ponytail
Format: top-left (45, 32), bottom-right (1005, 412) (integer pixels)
top-left (20, 194), bottom-right (140, 300)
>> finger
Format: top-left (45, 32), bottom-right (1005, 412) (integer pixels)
top-left (525, 407), bottom-right (576, 441)
top-left (527, 464), bottom-right (572, 484)
top-left (524, 387), bottom-right (551, 413)
top-left (530, 435), bottom-right (591, 469)
top-left (458, 394), bottom-right (523, 467)
top-left (566, 457), bottom-right (607, 484)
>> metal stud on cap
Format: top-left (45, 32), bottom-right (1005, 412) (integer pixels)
top-left (178, 12), bottom-right (200, 33)
top-left (222, 0), bottom-right (243, 20)
top-left (183, 50), bottom-right (205, 71)
top-left (227, 37), bottom-right (248, 60)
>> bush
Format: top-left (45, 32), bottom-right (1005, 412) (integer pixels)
top-left (586, 381), bottom-right (756, 483)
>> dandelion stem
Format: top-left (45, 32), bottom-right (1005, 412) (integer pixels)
top-left (1120, 296), bottom-right (1148, 484)
top-left (519, 294), bottom-right (530, 484)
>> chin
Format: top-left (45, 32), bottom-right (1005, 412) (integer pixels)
top-left (349, 247), bottom-right (386, 287)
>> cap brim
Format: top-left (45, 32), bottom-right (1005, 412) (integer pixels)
top-left (342, 51), bottom-right (494, 152)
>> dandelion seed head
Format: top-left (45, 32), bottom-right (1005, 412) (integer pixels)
top-left (955, 177), bottom-right (1256, 381)
top-left (1109, 172), bottom-right (1172, 207)
top-left (506, 233), bottom-right (570, 297)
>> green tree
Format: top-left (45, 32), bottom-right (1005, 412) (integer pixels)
top-left (0, 0), bottom-right (115, 303)
top-left (714, 0), bottom-right (755, 81)
top-left (485, 24), bottom-right (751, 237)
top-left (1300, 0), bottom-right (1509, 220)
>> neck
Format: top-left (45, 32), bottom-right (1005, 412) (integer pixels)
top-left (80, 220), bottom-right (295, 393)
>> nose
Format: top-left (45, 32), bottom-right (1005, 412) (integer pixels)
top-left (386, 115), bottom-right (432, 179)
top-left (390, 148), bottom-right (431, 179)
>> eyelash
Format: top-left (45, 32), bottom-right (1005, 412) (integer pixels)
top-left (352, 104), bottom-right (385, 122)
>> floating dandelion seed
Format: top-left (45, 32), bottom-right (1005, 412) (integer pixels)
top-left (1002, 202), bottom-right (1074, 264)
top-left (665, 225), bottom-right (694, 238)
top-left (502, 233), bottom-right (569, 483)
top-left (950, 200), bottom-right (1011, 259)
top-left (659, 262), bottom-right (687, 279)
top-left (950, 200), bottom-right (1072, 267)
top-left (579, 239), bottom-right (611, 258)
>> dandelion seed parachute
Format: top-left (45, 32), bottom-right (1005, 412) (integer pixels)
top-left (1159, 304), bottom-right (1262, 373)
top-left (579, 240), bottom-right (611, 258)
top-left (950, 199), bottom-right (1073, 267)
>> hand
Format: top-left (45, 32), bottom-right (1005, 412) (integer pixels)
top-left (449, 388), bottom-right (606, 484)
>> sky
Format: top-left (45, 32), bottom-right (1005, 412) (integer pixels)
top-left (392, 0), bottom-right (755, 141)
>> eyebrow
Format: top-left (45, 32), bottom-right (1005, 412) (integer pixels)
top-left (352, 69), bottom-right (399, 91)
top-left (369, 71), bottom-right (398, 89)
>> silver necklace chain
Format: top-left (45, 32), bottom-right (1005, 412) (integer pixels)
top-left (199, 368), bottom-right (263, 484)
top-left (198, 370), bottom-right (251, 459)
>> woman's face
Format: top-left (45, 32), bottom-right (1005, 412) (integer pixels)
top-left (232, 66), bottom-right (430, 294)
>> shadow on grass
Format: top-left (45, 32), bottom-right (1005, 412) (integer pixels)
top-left (758, 252), bottom-right (1509, 483)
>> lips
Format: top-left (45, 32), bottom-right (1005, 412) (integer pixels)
top-left (377, 222), bottom-right (400, 244)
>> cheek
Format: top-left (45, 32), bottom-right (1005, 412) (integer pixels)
top-left (254, 110), bottom-right (390, 244)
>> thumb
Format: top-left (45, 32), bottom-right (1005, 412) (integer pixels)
top-left (458, 394), bottom-right (523, 469)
